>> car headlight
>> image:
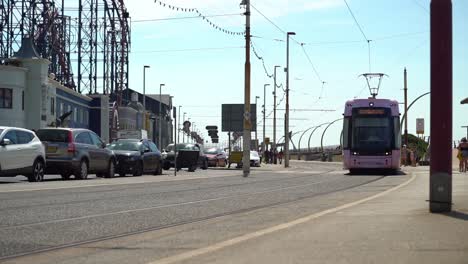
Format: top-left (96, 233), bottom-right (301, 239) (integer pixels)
top-left (162, 153), bottom-right (167, 159)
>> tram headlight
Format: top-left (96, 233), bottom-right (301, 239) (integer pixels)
top-left (369, 102), bottom-right (374, 107)
top-left (352, 152), bottom-right (358, 155)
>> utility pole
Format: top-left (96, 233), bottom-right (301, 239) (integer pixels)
top-left (241, 0), bottom-right (251, 177)
top-left (263, 84), bottom-right (270, 155)
top-left (182, 112), bottom-right (186, 142)
top-left (429, 0), bottom-right (452, 213)
top-left (404, 68), bottom-right (408, 166)
top-left (143, 65), bottom-right (150, 111)
top-left (273, 65), bottom-right (280, 164)
top-left (285, 32), bottom-right (296, 168)
top-left (178, 106), bottom-right (181, 143)
top-left (159, 83), bottom-right (165, 148)
top-left (255, 95), bottom-right (260, 146)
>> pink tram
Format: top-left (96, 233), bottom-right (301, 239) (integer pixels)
top-left (342, 98), bottom-right (401, 173)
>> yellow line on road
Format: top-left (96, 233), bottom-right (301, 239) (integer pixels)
top-left (150, 173), bottom-right (417, 264)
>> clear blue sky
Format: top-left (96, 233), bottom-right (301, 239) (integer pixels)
top-left (125, 0), bottom-right (467, 148)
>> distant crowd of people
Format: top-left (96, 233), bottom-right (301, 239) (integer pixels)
top-left (259, 148), bottom-right (284, 165)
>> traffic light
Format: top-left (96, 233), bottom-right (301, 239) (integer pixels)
top-left (206, 125), bottom-right (218, 143)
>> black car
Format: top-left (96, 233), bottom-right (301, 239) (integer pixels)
top-left (36, 128), bottom-right (116, 180)
top-left (162, 143), bottom-right (208, 172)
top-left (107, 139), bottom-right (162, 176)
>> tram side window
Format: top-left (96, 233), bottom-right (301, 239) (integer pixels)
top-left (342, 117), bottom-right (350, 149)
top-left (393, 117), bottom-right (401, 149)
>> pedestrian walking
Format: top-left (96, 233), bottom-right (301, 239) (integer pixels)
top-left (457, 137), bottom-right (468, 173)
top-left (278, 149), bottom-right (284, 164)
top-left (264, 149), bottom-right (270, 164)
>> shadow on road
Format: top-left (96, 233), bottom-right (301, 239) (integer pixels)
top-left (346, 169), bottom-right (407, 176)
top-left (443, 210), bottom-right (468, 221)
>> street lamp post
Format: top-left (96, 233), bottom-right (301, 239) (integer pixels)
top-left (255, 95), bottom-right (260, 147)
top-left (285, 32), bottom-right (296, 168)
top-left (159, 83), bottom-right (166, 148)
top-left (143, 65), bottom-right (150, 111)
top-left (178, 106), bottom-right (181, 143)
top-left (273, 65), bottom-right (280, 164)
top-left (263, 84), bottom-right (270, 155)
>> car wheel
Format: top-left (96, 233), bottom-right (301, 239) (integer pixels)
top-left (163, 162), bottom-right (171, 170)
top-left (188, 165), bottom-right (197, 172)
top-left (28, 159), bottom-right (45, 182)
top-left (75, 159), bottom-right (88, 180)
top-left (105, 159), bottom-right (115, 178)
top-left (61, 172), bottom-right (72, 180)
top-left (154, 161), bottom-right (163, 175)
top-left (202, 159), bottom-right (208, 170)
top-left (133, 161), bottom-right (143, 176)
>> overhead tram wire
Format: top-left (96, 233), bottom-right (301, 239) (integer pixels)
top-left (343, 0), bottom-right (372, 72)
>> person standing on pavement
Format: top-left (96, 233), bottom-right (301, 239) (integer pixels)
top-left (278, 149), bottom-right (284, 164)
top-left (458, 137), bottom-right (468, 172)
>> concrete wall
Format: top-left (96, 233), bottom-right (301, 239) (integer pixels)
top-left (21, 58), bottom-right (50, 130)
top-left (0, 65), bottom-right (27, 127)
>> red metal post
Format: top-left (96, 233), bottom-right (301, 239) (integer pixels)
top-left (430, 0), bottom-right (452, 213)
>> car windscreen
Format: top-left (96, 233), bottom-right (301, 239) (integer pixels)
top-left (250, 151), bottom-right (259, 158)
top-left (107, 141), bottom-right (141, 151)
top-left (166, 144), bottom-right (196, 152)
top-left (205, 148), bottom-right (218, 154)
top-left (36, 130), bottom-right (70, 143)
top-left (0, 129), bottom-right (3, 135)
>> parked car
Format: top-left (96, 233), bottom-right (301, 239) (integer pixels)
top-left (36, 128), bottom-right (116, 180)
top-left (0, 126), bottom-right (46, 182)
top-left (162, 143), bottom-right (208, 171)
top-left (106, 139), bottom-right (162, 176)
top-left (204, 147), bottom-right (227, 167)
top-left (250, 151), bottom-right (261, 167)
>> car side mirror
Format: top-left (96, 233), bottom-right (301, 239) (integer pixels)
top-left (101, 142), bottom-right (107, 148)
top-left (0, 138), bottom-right (11, 146)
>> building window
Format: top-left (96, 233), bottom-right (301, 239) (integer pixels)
top-left (0, 88), bottom-right (13, 109)
top-left (51, 98), bottom-right (55, 115)
top-left (60, 102), bottom-right (64, 116)
top-left (22, 91), bottom-right (24, 110)
top-left (74, 107), bottom-right (77, 122)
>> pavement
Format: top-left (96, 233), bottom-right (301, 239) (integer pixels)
top-left (174, 166), bottom-right (468, 264)
top-left (0, 162), bottom-right (466, 264)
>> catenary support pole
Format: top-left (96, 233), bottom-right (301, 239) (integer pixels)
top-left (429, 0), bottom-right (452, 213)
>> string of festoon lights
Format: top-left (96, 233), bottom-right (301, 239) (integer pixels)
top-left (154, 0), bottom-right (245, 36)
top-left (250, 40), bottom-right (275, 78)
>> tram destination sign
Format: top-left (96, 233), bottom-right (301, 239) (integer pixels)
top-left (357, 109), bottom-right (386, 115)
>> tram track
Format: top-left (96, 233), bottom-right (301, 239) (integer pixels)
top-left (0, 174), bottom-right (386, 261)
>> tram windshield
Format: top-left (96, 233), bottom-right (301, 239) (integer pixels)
top-left (351, 117), bottom-right (392, 151)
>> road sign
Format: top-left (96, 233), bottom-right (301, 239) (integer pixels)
top-left (264, 137), bottom-right (270, 145)
top-left (221, 104), bottom-right (257, 132)
top-left (416, 118), bottom-right (424, 134)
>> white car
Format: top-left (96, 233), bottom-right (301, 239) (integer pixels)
top-left (250, 151), bottom-right (261, 167)
top-left (0, 126), bottom-right (46, 182)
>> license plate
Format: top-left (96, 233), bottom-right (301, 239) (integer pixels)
top-left (47, 146), bottom-right (57, 153)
